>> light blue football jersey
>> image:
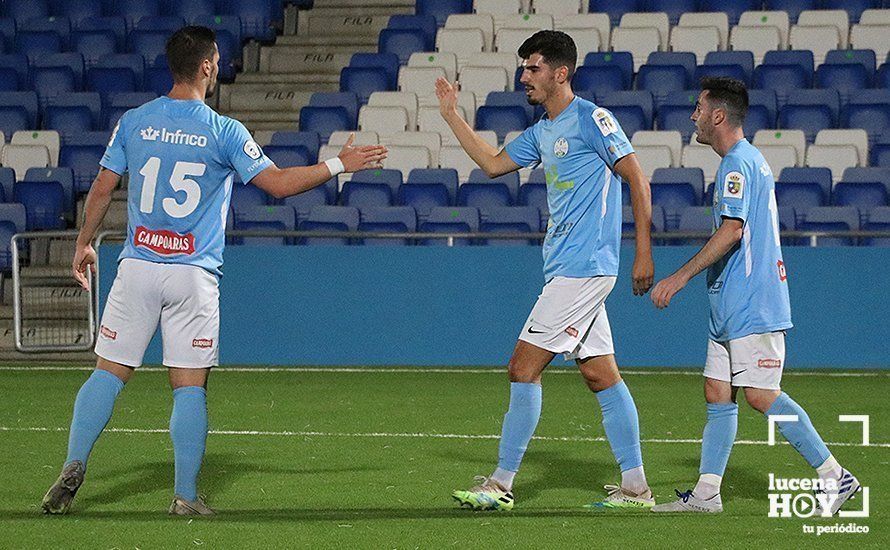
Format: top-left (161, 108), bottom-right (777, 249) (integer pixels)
top-left (100, 96), bottom-right (273, 277)
top-left (707, 139), bottom-right (793, 341)
top-left (505, 96), bottom-right (633, 282)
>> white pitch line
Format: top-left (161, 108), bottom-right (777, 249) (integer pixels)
top-left (0, 365), bottom-right (885, 377)
top-left (0, 426), bottom-right (886, 448)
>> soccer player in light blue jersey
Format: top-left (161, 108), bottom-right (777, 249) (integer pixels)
top-left (41, 26), bottom-right (387, 516)
top-left (439, 31), bottom-right (657, 510)
top-left (650, 77), bottom-right (859, 514)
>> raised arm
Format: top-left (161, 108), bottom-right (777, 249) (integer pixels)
top-left (650, 217), bottom-right (744, 309)
top-left (613, 153), bottom-right (654, 295)
top-left (250, 134), bottom-right (387, 199)
top-left (436, 77), bottom-right (520, 178)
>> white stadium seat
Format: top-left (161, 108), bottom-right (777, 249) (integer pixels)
top-left (11, 130), bottom-right (60, 167)
top-left (815, 129), bottom-right (869, 168)
top-left (619, 12), bottom-right (671, 50)
top-left (556, 13), bottom-right (610, 50)
top-left (798, 10), bottom-right (849, 48)
top-left (436, 28), bottom-right (486, 67)
top-left (753, 129), bottom-right (807, 167)
top-left (633, 145), bottom-right (673, 177)
top-left (458, 52), bottom-right (519, 91)
top-left (678, 12), bottom-right (729, 50)
top-left (611, 27), bottom-right (661, 71)
top-left (806, 144), bottom-right (860, 183)
top-left (474, 0), bottom-right (522, 31)
top-left (368, 91), bottom-right (419, 131)
top-left (329, 131), bottom-right (379, 146)
top-left (383, 145), bottom-right (431, 172)
top-left (729, 25), bottom-right (781, 65)
top-left (358, 106), bottom-right (408, 137)
top-left (860, 9), bottom-right (890, 26)
top-left (383, 131), bottom-right (443, 167)
top-left (533, 0), bottom-right (583, 17)
top-left (445, 13), bottom-right (495, 51)
top-left (500, 13), bottom-right (553, 31)
top-left (789, 25), bottom-right (840, 66)
top-left (496, 28), bottom-right (539, 54)
top-left (440, 145), bottom-right (479, 181)
top-left (669, 26), bottom-right (720, 64)
top-left (850, 24), bottom-right (890, 57)
top-left (681, 145), bottom-right (722, 183)
top-left (632, 131), bottom-right (683, 167)
top-left (458, 66), bottom-right (509, 100)
top-left (398, 66), bottom-right (446, 106)
top-left (563, 26), bottom-right (601, 58)
top-left (738, 11), bottom-right (790, 49)
top-left (408, 52), bottom-right (458, 83)
top-left (758, 144), bottom-right (799, 175)
top-left (1, 144), bottom-right (50, 180)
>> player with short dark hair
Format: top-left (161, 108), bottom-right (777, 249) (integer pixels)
top-left (41, 26), bottom-right (387, 516)
top-left (439, 30), bottom-right (657, 510)
top-left (649, 77), bottom-right (860, 514)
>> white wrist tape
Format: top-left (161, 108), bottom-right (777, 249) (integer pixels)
top-left (324, 157), bottom-right (345, 177)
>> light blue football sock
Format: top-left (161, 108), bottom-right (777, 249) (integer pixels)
top-left (170, 386), bottom-right (208, 501)
top-left (497, 382), bottom-right (542, 473)
top-left (596, 380), bottom-right (643, 472)
top-left (65, 369), bottom-right (125, 467)
top-left (766, 392), bottom-right (830, 468)
top-left (699, 402), bottom-right (738, 476)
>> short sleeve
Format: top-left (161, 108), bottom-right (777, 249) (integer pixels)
top-left (99, 113), bottom-right (128, 175)
top-left (220, 118), bottom-right (274, 184)
top-left (716, 158), bottom-right (751, 222)
top-left (504, 125), bottom-right (541, 167)
top-left (584, 107), bottom-right (634, 169)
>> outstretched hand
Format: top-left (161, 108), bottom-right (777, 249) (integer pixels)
top-left (435, 77), bottom-right (459, 118)
top-left (337, 133), bottom-right (388, 173)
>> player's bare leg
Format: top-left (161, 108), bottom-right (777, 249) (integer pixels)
top-left (42, 358), bottom-right (134, 514)
top-left (452, 340), bottom-right (552, 511)
top-left (167, 367), bottom-right (214, 516)
top-left (578, 354), bottom-right (653, 508)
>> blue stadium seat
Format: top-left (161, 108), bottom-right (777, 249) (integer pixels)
top-left (417, 221), bottom-right (473, 245)
top-left (87, 57), bottom-right (143, 99)
top-left (458, 183), bottom-right (512, 209)
top-left (648, 0), bottom-right (696, 25)
top-left (583, 52), bottom-right (634, 90)
top-left (43, 92), bottom-right (102, 137)
top-left (21, 16), bottom-right (71, 47)
top-left (824, 49), bottom-right (876, 78)
top-left (486, 91), bottom-right (539, 123)
top-left (832, 181), bottom-right (888, 217)
top-left (233, 205), bottom-right (296, 246)
top-left (349, 52), bottom-right (400, 90)
top-left (59, 135), bottom-right (105, 192)
top-left (479, 206), bottom-right (540, 246)
top-left (816, 63), bottom-right (871, 104)
top-left (164, 0), bottom-right (217, 25)
top-left (0, 202), bottom-right (26, 271)
top-left (0, 91), bottom-right (38, 136)
top-left (192, 14), bottom-right (243, 45)
top-left (387, 14), bottom-right (437, 51)
top-left (14, 180), bottom-right (66, 230)
top-left (674, 206), bottom-right (713, 245)
top-left (877, 62), bottom-right (890, 90)
top-left (283, 186), bottom-right (329, 222)
top-left (651, 167), bottom-right (705, 204)
top-left (357, 206), bottom-right (416, 245)
top-left (842, 90), bottom-right (890, 143)
top-left (15, 30), bottom-right (61, 60)
top-left (0, 18), bottom-right (14, 52)
top-left (76, 16), bottom-right (126, 49)
top-left (694, 63), bottom-right (750, 87)
top-left (221, 0), bottom-right (276, 42)
top-left (135, 15), bottom-right (183, 32)
top-left (597, 90), bottom-right (654, 137)
top-left (231, 183), bottom-right (272, 213)
top-left (466, 169), bottom-right (520, 202)
top-left (841, 167), bottom-right (890, 194)
top-left (351, 168), bottom-right (403, 196)
top-left (518, 183), bottom-right (548, 230)
top-left (656, 90), bottom-right (698, 140)
top-left (31, 66), bottom-right (76, 107)
top-left (636, 64), bottom-right (688, 106)
top-left (341, 181), bottom-right (393, 207)
top-left (143, 57), bottom-right (173, 95)
top-left (33, 51), bottom-right (84, 87)
top-left (475, 105), bottom-right (529, 143)
top-left (780, 90), bottom-right (840, 142)
top-left (51, 0), bottom-right (101, 27)
top-left (651, 182), bottom-right (698, 230)
top-left (798, 206), bottom-right (860, 246)
top-left (108, 0), bottom-right (160, 31)
top-left (572, 65), bottom-right (627, 96)
top-left (862, 206), bottom-right (890, 246)
top-left (3, 0), bottom-right (49, 22)
top-left (872, 138), bottom-right (890, 167)
top-left (260, 144), bottom-right (311, 169)
top-left (71, 30), bottom-right (117, 67)
top-left (397, 183), bottom-right (449, 223)
top-left (378, 28), bottom-right (426, 65)
top-left (775, 181), bottom-right (825, 223)
top-left (103, 91), bottom-right (155, 128)
top-left (0, 54), bottom-right (30, 87)
top-left (763, 50), bottom-right (815, 83)
top-left (779, 166), bottom-right (833, 200)
top-left (269, 131), bottom-right (320, 164)
top-left (127, 30), bottom-right (167, 68)
top-left (0, 67), bottom-right (20, 91)
top-left (298, 205), bottom-right (360, 245)
top-left (416, 0), bottom-right (471, 27)
top-left (0, 166), bottom-right (14, 200)
top-left (339, 67), bottom-right (391, 105)
top-left (298, 106), bottom-right (353, 143)
top-left (24, 166), bottom-right (75, 209)
top-left (764, 0), bottom-right (816, 23)
top-left (753, 65), bottom-right (811, 107)
top-left (425, 206), bottom-right (479, 231)
top-left (704, 51), bottom-right (755, 84)
top-left (588, 0), bottom-right (642, 26)
top-left (748, 88), bottom-right (778, 131)
top-left (647, 52), bottom-right (696, 83)
top-left (698, 0), bottom-right (759, 25)
top-left (213, 29), bottom-right (239, 81)
top-left (407, 168), bottom-right (459, 203)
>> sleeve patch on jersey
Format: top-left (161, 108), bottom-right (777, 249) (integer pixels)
top-left (723, 171), bottom-right (745, 198)
top-left (243, 139), bottom-right (262, 160)
top-left (593, 108), bottom-right (617, 136)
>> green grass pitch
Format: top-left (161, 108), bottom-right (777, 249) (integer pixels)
top-left (0, 365), bottom-right (886, 548)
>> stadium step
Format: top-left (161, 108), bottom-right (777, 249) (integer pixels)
top-left (258, 49), bottom-right (359, 76)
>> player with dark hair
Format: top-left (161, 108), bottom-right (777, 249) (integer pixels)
top-left (41, 26), bottom-right (387, 516)
top-left (650, 77), bottom-right (860, 514)
top-left (439, 30), bottom-right (656, 510)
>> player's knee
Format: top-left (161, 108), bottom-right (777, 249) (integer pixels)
top-left (578, 360), bottom-right (620, 392)
top-left (507, 358), bottom-right (539, 383)
top-left (743, 388), bottom-right (779, 413)
top-left (704, 378), bottom-right (734, 404)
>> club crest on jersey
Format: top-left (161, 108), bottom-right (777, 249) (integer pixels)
top-left (140, 126), bottom-right (207, 147)
top-left (134, 226), bottom-right (196, 256)
top-left (593, 108), bottom-right (617, 136)
top-left (243, 140), bottom-right (262, 160)
top-left (723, 171), bottom-right (745, 198)
top-left (553, 137), bottom-right (569, 158)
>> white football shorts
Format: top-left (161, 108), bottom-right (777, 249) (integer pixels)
top-left (519, 276), bottom-right (616, 361)
top-left (704, 331), bottom-right (786, 390)
top-left (94, 258), bottom-right (220, 369)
